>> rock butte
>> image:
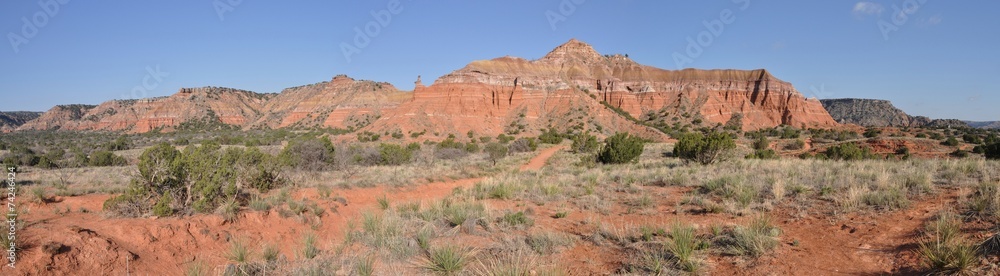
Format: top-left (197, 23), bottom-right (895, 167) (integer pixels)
top-left (16, 39), bottom-right (838, 138)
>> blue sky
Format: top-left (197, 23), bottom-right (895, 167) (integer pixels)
top-left (1, 1), bottom-right (997, 121)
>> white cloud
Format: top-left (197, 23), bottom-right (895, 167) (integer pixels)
top-left (852, 2), bottom-right (884, 17)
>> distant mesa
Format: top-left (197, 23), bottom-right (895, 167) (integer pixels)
top-left (12, 39), bottom-right (841, 139)
top-left (821, 98), bottom-right (972, 128)
top-left (0, 111), bottom-right (43, 133)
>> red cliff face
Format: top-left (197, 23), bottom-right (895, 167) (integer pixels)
top-left (16, 40), bottom-right (837, 136)
top-left (249, 75), bottom-right (409, 130)
top-left (364, 39), bottom-right (836, 140)
top-left (18, 88), bottom-right (270, 133)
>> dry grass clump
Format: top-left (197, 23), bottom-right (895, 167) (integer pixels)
top-left (416, 245), bottom-right (477, 275)
top-left (967, 181), bottom-right (1000, 220)
top-left (715, 216), bottom-right (781, 258)
top-left (525, 231), bottom-right (574, 255)
top-left (620, 222), bottom-right (707, 274)
top-left (919, 211), bottom-right (980, 275)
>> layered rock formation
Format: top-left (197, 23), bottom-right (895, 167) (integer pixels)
top-left (365, 39), bottom-right (836, 139)
top-left (248, 75), bottom-right (409, 130)
top-left (15, 40), bottom-right (840, 137)
top-left (17, 104), bottom-right (96, 131)
top-left (19, 88), bottom-right (270, 132)
top-left (0, 111), bottom-right (43, 132)
top-left (821, 98), bottom-right (971, 128)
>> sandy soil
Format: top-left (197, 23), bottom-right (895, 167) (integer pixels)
top-left (2, 146), bottom-right (564, 275)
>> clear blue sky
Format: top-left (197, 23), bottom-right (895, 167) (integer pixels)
top-left (1, 1), bottom-right (997, 121)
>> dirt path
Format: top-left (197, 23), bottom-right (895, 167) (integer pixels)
top-left (521, 146), bottom-right (564, 171)
top-left (4, 146), bottom-right (566, 275)
top-left (721, 190), bottom-right (960, 275)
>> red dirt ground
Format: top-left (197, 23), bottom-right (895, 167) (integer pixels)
top-left (2, 146), bottom-right (564, 275)
top-left (4, 145), bottom-right (994, 275)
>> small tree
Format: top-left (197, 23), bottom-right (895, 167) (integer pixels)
top-left (137, 143), bottom-right (185, 196)
top-left (824, 143), bottom-right (876, 161)
top-left (538, 128), bottom-right (564, 144)
top-left (570, 132), bottom-right (600, 154)
top-left (484, 143), bottom-right (508, 166)
top-left (673, 131), bottom-right (736, 165)
top-left (962, 134), bottom-right (982, 144)
top-left (508, 138), bottom-right (537, 153)
top-left (984, 143), bottom-right (1000, 160)
top-left (378, 143), bottom-right (414, 166)
top-left (597, 133), bottom-right (645, 164)
top-left (279, 136), bottom-right (335, 171)
top-left (88, 150), bottom-right (127, 167)
top-left (942, 137), bottom-right (960, 147)
top-left (752, 135), bottom-right (770, 151)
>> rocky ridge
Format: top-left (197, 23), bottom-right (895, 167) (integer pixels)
top-left (820, 98), bottom-right (971, 128)
top-left (14, 39), bottom-right (840, 137)
top-left (0, 111), bottom-right (42, 132)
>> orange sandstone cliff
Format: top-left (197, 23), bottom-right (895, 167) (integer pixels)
top-left (364, 39), bottom-right (836, 139)
top-left (15, 40), bottom-right (837, 137)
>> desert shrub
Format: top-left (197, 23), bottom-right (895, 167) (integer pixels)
top-left (780, 127), bottom-right (801, 139)
top-left (464, 142), bottom-right (480, 153)
top-left (484, 142), bottom-right (508, 166)
top-left (378, 143), bottom-right (414, 166)
top-left (785, 139), bottom-right (806, 150)
top-left (864, 128), bottom-right (881, 138)
top-left (104, 142), bottom-right (284, 217)
top-left (437, 137), bottom-right (464, 150)
top-left (674, 131), bottom-right (736, 165)
top-left (508, 138), bottom-right (537, 153)
top-left (435, 148), bottom-right (468, 160)
top-left (538, 128), bottom-right (564, 144)
top-left (278, 136), bottom-right (335, 171)
top-left (746, 149), bottom-right (779, 160)
top-left (496, 134), bottom-right (514, 144)
top-left (357, 131), bottom-right (380, 142)
top-left (239, 147), bottom-right (285, 193)
top-left (823, 143), bottom-right (877, 161)
top-left (962, 134), bottom-right (982, 144)
top-left (751, 135), bottom-right (769, 151)
top-left (942, 137), bottom-right (960, 147)
top-left (88, 150), bottom-right (127, 166)
top-left (570, 132), bottom-right (600, 154)
top-left (36, 156), bottom-right (57, 169)
top-left (152, 194), bottom-right (174, 216)
top-left (950, 150), bottom-right (970, 158)
top-left (136, 143), bottom-right (186, 195)
top-left (984, 143), bottom-right (1000, 160)
top-left (597, 132), bottom-right (645, 164)
top-left (104, 136), bottom-right (133, 151)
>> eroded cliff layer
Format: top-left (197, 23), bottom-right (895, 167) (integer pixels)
top-left (365, 39), bottom-right (836, 139)
top-left (19, 88), bottom-right (270, 133)
top-left (249, 75), bottom-right (409, 130)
